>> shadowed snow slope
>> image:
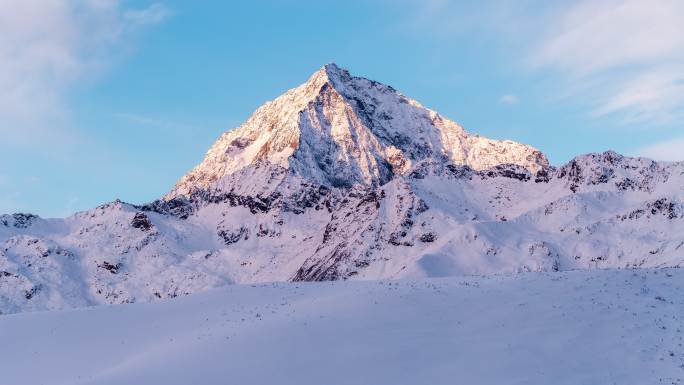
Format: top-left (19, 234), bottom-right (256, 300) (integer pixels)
top-left (2, 269), bottom-right (683, 385)
top-left (1, 64), bottom-right (684, 314)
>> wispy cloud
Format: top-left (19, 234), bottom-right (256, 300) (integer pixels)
top-left (636, 137), bottom-right (684, 162)
top-left (529, 0), bottom-right (684, 123)
top-left (24, 176), bottom-right (40, 184)
top-left (0, 0), bottom-right (170, 143)
top-left (0, 190), bottom-right (24, 215)
top-left (406, 0), bottom-right (684, 125)
top-left (112, 112), bottom-right (200, 132)
top-left (123, 3), bottom-right (170, 26)
top-left (60, 196), bottom-right (82, 218)
top-left (592, 71), bottom-right (684, 124)
top-left (531, 1), bottom-right (684, 74)
top-left (499, 94), bottom-right (519, 105)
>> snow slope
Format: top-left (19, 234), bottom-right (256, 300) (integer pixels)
top-left (2, 64), bottom-right (684, 314)
top-left (2, 269), bottom-right (683, 385)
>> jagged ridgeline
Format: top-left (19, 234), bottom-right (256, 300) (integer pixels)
top-left (2, 64), bottom-right (683, 314)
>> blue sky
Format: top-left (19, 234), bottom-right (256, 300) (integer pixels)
top-left (2, 0), bottom-right (684, 217)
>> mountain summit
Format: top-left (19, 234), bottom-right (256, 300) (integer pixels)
top-left (167, 63), bottom-right (548, 198)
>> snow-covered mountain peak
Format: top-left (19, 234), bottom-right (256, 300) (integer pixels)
top-left (308, 62), bottom-right (359, 91)
top-left (4, 65), bottom-right (684, 316)
top-left (167, 64), bottom-right (549, 199)
top-left (310, 62), bottom-right (345, 82)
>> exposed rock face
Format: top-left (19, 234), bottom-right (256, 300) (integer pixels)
top-left (1, 64), bottom-right (683, 315)
top-left (1, 213), bottom-right (38, 229)
top-left (131, 212), bottom-right (153, 231)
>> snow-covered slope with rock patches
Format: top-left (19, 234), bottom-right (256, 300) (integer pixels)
top-left (2, 64), bottom-right (684, 314)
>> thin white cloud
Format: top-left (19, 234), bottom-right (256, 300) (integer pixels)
top-left (0, 191), bottom-right (24, 215)
top-left (499, 94), bottom-right (519, 105)
top-left (0, 0), bottom-right (169, 143)
top-left (123, 3), bottom-right (170, 26)
top-left (113, 112), bottom-right (199, 132)
top-left (592, 71), bottom-right (684, 123)
top-left (406, 0), bottom-right (684, 125)
top-left (636, 137), bottom-right (684, 162)
top-left (532, 1), bottom-right (684, 75)
top-left (60, 196), bottom-right (82, 218)
top-left (24, 176), bottom-right (41, 184)
top-left (530, 0), bottom-right (684, 123)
